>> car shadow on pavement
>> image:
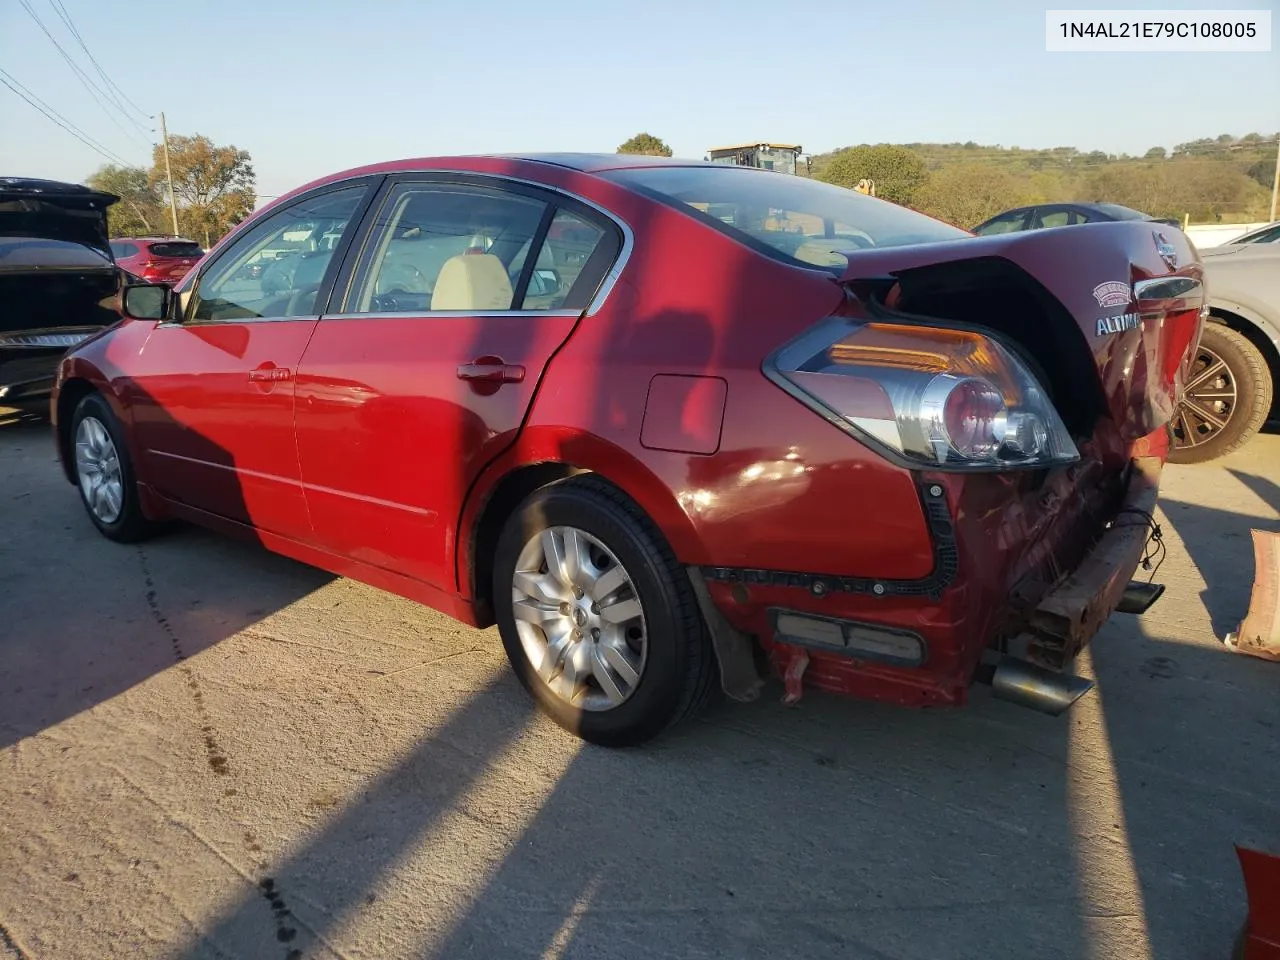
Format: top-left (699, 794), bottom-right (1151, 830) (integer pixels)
top-left (0, 403), bottom-right (334, 753)
top-left (1157, 484), bottom-right (1280, 638)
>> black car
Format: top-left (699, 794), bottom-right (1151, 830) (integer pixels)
top-left (0, 177), bottom-right (122, 412)
top-left (972, 202), bottom-right (1182, 236)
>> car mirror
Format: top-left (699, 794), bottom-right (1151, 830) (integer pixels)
top-left (121, 283), bottom-right (172, 321)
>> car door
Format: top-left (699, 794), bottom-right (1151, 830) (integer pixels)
top-left (293, 174), bottom-right (622, 589)
top-left (125, 182), bottom-right (376, 538)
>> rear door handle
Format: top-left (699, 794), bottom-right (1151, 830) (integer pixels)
top-left (249, 363), bottom-right (293, 383)
top-left (457, 358), bottom-right (525, 384)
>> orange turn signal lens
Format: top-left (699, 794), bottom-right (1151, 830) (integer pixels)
top-left (828, 323), bottom-right (1023, 403)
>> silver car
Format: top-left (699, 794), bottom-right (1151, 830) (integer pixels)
top-left (1171, 242), bottom-right (1279, 463)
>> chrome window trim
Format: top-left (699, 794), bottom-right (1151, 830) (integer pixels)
top-left (292, 168), bottom-right (634, 318)
top-left (156, 314), bottom-right (319, 329)
top-left (322, 309), bottom-right (582, 321)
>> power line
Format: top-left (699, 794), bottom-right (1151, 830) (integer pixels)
top-left (45, 0), bottom-right (152, 126)
top-left (17, 0), bottom-right (151, 148)
top-left (0, 69), bottom-right (132, 167)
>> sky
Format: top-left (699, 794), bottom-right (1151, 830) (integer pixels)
top-left (1, 0), bottom-right (1277, 204)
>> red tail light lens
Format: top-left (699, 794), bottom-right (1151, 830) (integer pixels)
top-left (765, 319), bottom-right (1079, 471)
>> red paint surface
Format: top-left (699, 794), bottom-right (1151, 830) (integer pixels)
top-left (55, 154), bottom-right (1203, 710)
top-left (1239, 846), bottom-right (1280, 960)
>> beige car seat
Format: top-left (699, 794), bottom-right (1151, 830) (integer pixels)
top-left (430, 252), bottom-right (514, 311)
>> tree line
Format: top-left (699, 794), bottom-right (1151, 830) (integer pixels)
top-left (619, 131), bottom-right (1276, 228)
top-left (87, 133), bottom-right (255, 247)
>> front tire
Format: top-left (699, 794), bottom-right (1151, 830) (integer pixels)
top-left (492, 475), bottom-right (715, 747)
top-left (71, 392), bottom-right (154, 543)
top-left (1169, 323), bottom-right (1272, 465)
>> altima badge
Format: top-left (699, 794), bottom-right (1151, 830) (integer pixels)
top-left (1096, 312), bottom-right (1141, 337)
top-left (1154, 231), bottom-right (1178, 270)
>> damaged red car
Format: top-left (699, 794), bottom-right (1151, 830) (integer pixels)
top-left (51, 154), bottom-right (1204, 746)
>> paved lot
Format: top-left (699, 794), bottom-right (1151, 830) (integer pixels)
top-left (1, 412), bottom-right (1278, 960)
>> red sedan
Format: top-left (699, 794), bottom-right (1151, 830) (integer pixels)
top-left (109, 236), bottom-right (205, 284)
top-left (53, 154), bottom-right (1204, 746)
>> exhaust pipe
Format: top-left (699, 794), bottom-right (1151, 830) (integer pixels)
top-left (987, 658), bottom-right (1095, 716)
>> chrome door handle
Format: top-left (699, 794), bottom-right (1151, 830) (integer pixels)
top-left (457, 359), bottom-right (525, 384)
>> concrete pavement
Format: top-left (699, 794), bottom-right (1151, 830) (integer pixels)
top-left (2, 413), bottom-right (1278, 960)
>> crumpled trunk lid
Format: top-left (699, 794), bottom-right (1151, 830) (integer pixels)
top-left (838, 221), bottom-right (1205, 444)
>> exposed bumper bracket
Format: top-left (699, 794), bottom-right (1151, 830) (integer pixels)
top-left (1116, 580), bottom-right (1166, 615)
top-left (1021, 456), bottom-right (1164, 669)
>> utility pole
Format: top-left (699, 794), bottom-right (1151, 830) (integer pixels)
top-left (159, 111), bottom-right (179, 236)
top-left (1271, 137), bottom-right (1279, 223)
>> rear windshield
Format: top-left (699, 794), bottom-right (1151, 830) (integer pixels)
top-left (149, 241), bottom-right (204, 258)
top-left (599, 165), bottom-right (969, 271)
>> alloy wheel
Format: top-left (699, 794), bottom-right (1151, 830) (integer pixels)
top-left (511, 525), bottom-right (647, 711)
top-left (1171, 343), bottom-right (1238, 451)
top-left (75, 415), bottom-right (124, 524)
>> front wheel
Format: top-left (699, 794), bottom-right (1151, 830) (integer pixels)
top-left (1169, 323), bottom-right (1273, 465)
top-left (492, 476), bottom-right (715, 747)
top-left (71, 392), bottom-right (155, 543)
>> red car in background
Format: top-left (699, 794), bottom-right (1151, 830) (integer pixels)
top-left (109, 236), bottom-right (204, 284)
top-left (53, 154), bottom-right (1203, 747)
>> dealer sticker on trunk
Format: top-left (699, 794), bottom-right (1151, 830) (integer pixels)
top-left (1092, 281), bottom-right (1131, 308)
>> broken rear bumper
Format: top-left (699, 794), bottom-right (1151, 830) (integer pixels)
top-left (1011, 456), bottom-right (1163, 671)
top-left (690, 455), bottom-right (1165, 710)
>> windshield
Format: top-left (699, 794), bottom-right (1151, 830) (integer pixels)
top-left (599, 165), bottom-right (969, 271)
top-left (149, 241), bottom-right (204, 258)
top-left (1233, 223), bottom-right (1280, 244)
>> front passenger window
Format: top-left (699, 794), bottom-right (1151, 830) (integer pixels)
top-left (188, 187), bottom-right (364, 322)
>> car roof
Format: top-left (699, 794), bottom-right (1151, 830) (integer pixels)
top-left (114, 236), bottom-right (201, 243)
top-left (477, 152), bottom-right (713, 172)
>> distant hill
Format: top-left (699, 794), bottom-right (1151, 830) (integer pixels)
top-left (800, 133), bottom-right (1276, 228)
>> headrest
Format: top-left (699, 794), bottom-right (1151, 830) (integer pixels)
top-left (430, 252), bottom-right (513, 311)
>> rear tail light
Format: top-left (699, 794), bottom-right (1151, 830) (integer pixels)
top-left (766, 318), bottom-right (1079, 471)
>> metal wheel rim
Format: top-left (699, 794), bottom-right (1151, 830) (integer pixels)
top-left (75, 416), bottom-right (124, 524)
top-left (1171, 344), bottom-right (1237, 449)
top-left (511, 525), bottom-right (647, 712)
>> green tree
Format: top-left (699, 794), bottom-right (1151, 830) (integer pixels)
top-left (617, 132), bottom-right (673, 157)
top-left (1144, 146), bottom-right (1168, 160)
top-left (816, 145), bottom-right (929, 205)
top-left (150, 134), bottom-right (255, 247)
top-left (86, 163), bottom-right (163, 237)
top-left (913, 164), bottom-right (1036, 229)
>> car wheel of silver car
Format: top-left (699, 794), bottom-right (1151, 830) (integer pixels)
top-left (493, 475), bottom-right (715, 747)
top-left (71, 392), bottom-right (154, 543)
top-left (1169, 322), bottom-right (1273, 465)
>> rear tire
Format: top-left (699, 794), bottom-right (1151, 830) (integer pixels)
top-left (492, 475), bottom-right (715, 747)
top-left (1169, 323), bottom-right (1272, 465)
top-left (70, 392), bottom-right (155, 543)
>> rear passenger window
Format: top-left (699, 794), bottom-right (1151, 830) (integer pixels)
top-left (516, 210), bottom-right (607, 310)
top-left (348, 183), bottom-right (547, 314)
top-left (1037, 210), bottom-right (1077, 228)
